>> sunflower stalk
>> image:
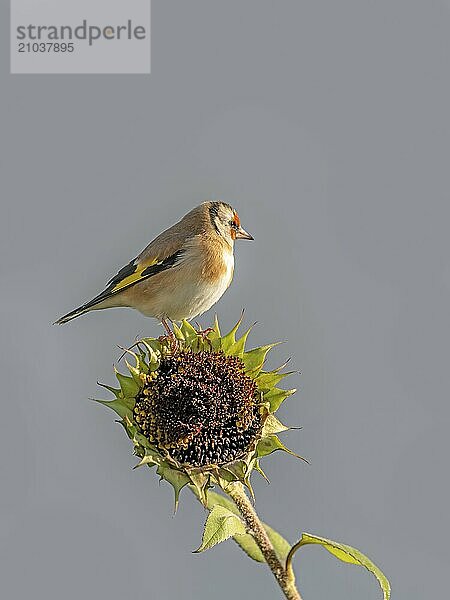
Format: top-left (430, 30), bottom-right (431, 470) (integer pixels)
top-left (227, 482), bottom-right (302, 600)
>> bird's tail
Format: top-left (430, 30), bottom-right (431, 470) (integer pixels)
top-left (54, 291), bottom-right (110, 324)
top-left (54, 304), bottom-right (92, 324)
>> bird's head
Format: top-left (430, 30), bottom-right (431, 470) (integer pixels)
top-left (207, 201), bottom-right (254, 246)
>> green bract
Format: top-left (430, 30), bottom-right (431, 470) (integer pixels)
top-left (96, 317), bottom-right (299, 510)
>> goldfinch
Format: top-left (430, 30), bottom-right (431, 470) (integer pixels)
top-left (56, 201), bottom-right (253, 327)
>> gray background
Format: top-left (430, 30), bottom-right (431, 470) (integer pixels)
top-left (1, 1), bottom-right (448, 598)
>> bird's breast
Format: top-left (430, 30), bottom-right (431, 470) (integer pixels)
top-left (221, 248), bottom-right (235, 287)
top-left (201, 241), bottom-right (234, 284)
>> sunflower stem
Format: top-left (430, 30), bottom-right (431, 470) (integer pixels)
top-left (226, 482), bottom-right (302, 600)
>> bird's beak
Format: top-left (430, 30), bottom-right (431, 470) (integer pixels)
top-left (235, 226), bottom-right (254, 240)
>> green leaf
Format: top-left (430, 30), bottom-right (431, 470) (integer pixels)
top-left (256, 435), bottom-right (304, 461)
top-left (205, 490), bottom-right (237, 513)
top-left (115, 372), bottom-right (139, 397)
top-left (125, 359), bottom-right (143, 387)
top-left (213, 314), bottom-right (221, 337)
top-left (138, 350), bottom-right (150, 369)
top-left (256, 435), bottom-right (285, 457)
top-left (205, 491), bottom-right (291, 563)
top-left (189, 472), bottom-right (210, 506)
top-left (222, 460), bottom-right (247, 482)
top-left (203, 315), bottom-right (222, 349)
top-left (242, 344), bottom-right (279, 375)
top-left (134, 452), bottom-right (160, 469)
top-left (132, 430), bottom-right (155, 451)
top-left (287, 533), bottom-right (390, 600)
top-left (254, 459), bottom-right (270, 483)
top-left (156, 463), bottom-right (190, 512)
top-left (172, 322), bottom-right (185, 341)
top-left (233, 536), bottom-right (265, 562)
top-left (140, 337), bottom-right (161, 353)
top-left (235, 522), bottom-right (291, 563)
top-left (140, 339), bottom-right (161, 369)
top-left (256, 371), bottom-right (292, 391)
top-left (195, 505), bottom-right (247, 553)
top-left (94, 397), bottom-right (134, 419)
top-left (225, 326), bottom-right (253, 357)
top-left (263, 387), bottom-right (296, 412)
top-left (97, 381), bottom-right (121, 397)
top-left (181, 320), bottom-right (199, 344)
top-left (263, 414), bottom-right (289, 435)
top-left (220, 316), bottom-right (244, 352)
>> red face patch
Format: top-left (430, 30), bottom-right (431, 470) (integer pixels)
top-left (230, 212), bottom-right (240, 239)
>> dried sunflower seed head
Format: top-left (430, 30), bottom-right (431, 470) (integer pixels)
top-left (96, 317), bottom-right (299, 509)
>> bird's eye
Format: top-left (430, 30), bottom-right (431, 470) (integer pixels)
top-left (229, 220), bottom-right (238, 230)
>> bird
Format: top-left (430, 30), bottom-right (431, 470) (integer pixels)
top-left (55, 201), bottom-right (253, 330)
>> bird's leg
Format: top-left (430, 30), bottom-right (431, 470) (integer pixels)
top-left (194, 321), bottom-right (214, 350)
top-left (194, 321), bottom-right (214, 337)
top-left (160, 317), bottom-right (181, 352)
top-left (161, 317), bottom-right (174, 337)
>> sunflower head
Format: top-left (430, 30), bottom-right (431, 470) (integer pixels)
top-left (97, 317), bottom-right (299, 509)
